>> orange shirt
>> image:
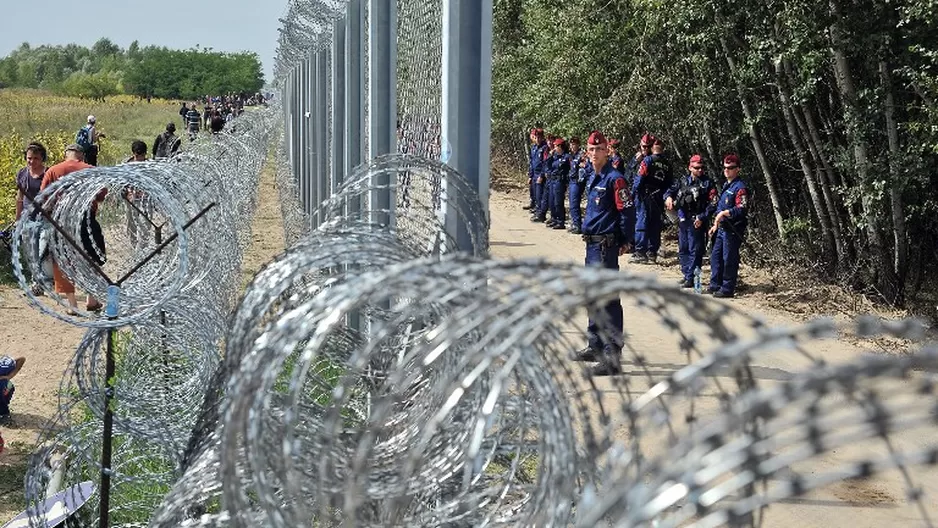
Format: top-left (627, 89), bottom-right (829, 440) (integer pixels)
top-left (40, 159), bottom-right (106, 211)
top-left (40, 159), bottom-right (93, 190)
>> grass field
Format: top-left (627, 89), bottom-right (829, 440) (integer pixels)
top-left (0, 89), bottom-right (185, 226)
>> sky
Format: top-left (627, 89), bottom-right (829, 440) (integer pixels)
top-left (0, 0), bottom-right (288, 82)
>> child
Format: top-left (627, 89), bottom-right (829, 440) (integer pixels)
top-left (0, 355), bottom-right (26, 422)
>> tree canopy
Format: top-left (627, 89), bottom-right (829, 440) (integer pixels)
top-left (0, 38), bottom-right (264, 100)
top-left (492, 0), bottom-right (938, 306)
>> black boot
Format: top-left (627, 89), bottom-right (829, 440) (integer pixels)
top-left (570, 347), bottom-right (600, 362)
top-left (589, 358), bottom-right (623, 377)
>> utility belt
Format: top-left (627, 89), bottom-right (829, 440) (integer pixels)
top-left (546, 174), bottom-right (565, 181)
top-left (582, 233), bottom-right (618, 247)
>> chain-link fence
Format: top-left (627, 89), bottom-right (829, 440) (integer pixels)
top-left (276, 0), bottom-right (491, 248)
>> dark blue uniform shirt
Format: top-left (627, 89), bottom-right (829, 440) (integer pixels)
top-left (715, 177), bottom-right (749, 231)
top-left (582, 161), bottom-right (635, 244)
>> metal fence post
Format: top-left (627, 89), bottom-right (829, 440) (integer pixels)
top-left (441, 0), bottom-right (493, 255)
top-left (300, 58), bottom-right (311, 216)
top-left (368, 0), bottom-right (397, 229)
top-left (309, 51), bottom-right (320, 228)
top-left (316, 50), bottom-right (329, 220)
top-left (346, 0), bottom-right (365, 334)
top-left (346, 0), bottom-right (364, 217)
top-left (333, 19), bottom-right (347, 197)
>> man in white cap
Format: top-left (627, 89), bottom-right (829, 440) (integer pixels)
top-left (76, 115), bottom-right (106, 166)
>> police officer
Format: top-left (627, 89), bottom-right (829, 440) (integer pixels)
top-left (546, 137), bottom-right (570, 230)
top-left (525, 128), bottom-right (549, 213)
top-left (567, 137), bottom-right (587, 234)
top-left (708, 154), bottom-right (749, 298)
top-left (608, 138), bottom-right (624, 174)
top-left (631, 136), bottom-right (673, 264)
top-left (665, 154), bottom-right (718, 287)
top-left (571, 130), bottom-right (635, 377)
top-left (624, 133), bottom-right (653, 186)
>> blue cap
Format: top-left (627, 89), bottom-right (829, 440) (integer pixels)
top-left (0, 356), bottom-right (16, 377)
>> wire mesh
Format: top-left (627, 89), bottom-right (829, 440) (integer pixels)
top-left (8, 2), bottom-right (938, 527)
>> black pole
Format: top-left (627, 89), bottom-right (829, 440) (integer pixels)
top-left (98, 324), bottom-right (116, 528)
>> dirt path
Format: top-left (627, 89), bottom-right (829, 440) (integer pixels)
top-left (487, 191), bottom-right (937, 527)
top-left (0, 158), bottom-right (285, 523)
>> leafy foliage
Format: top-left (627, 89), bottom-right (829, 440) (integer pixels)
top-left (492, 0), bottom-right (938, 306)
top-left (0, 39), bottom-right (264, 100)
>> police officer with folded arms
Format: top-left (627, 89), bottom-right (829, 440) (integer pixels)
top-left (571, 131), bottom-right (635, 377)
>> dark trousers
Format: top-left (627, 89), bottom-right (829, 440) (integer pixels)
top-left (537, 178), bottom-right (550, 217)
top-left (528, 177), bottom-right (536, 207)
top-left (568, 181), bottom-right (582, 229)
top-left (678, 218), bottom-right (706, 281)
top-left (80, 214), bottom-right (106, 266)
top-left (585, 241), bottom-right (623, 356)
top-left (549, 177), bottom-right (566, 224)
top-left (533, 179), bottom-right (546, 218)
top-left (85, 145), bottom-right (99, 166)
top-left (710, 227), bottom-right (744, 294)
top-left (634, 196), bottom-right (663, 256)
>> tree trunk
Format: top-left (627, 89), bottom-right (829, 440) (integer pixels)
top-left (703, 124), bottom-right (721, 174)
top-left (829, 0), bottom-right (898, 302)
top-left (880, 57), bottom-right (908, 301)
top-left (719, 36), bottom-right (787, 240)
top-left (794, 103), bottom-right (851, 263)
top-left (774, 61), bottom-right (837, 263)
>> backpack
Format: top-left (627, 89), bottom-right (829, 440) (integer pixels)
top-left (75, 125), bottom-right (93, 152)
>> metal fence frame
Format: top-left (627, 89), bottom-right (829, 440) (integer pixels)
top-left (279, 0), bottom-right (492, 252)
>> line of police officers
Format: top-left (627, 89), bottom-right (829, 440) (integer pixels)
top-left (524, 128), bottom-right (750, 376)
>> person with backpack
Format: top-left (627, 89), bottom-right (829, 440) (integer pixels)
top-left (76, 115), bottom-right (105, 166)
top-left (186, 104), bottom-right (202, 141)
top-left (152, 123), bottom-right (181, 160)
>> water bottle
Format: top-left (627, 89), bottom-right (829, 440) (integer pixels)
top-left (693, 266), bottom-right (702, 294)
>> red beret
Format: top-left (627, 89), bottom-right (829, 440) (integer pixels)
top-left (609, 138), bottom-right (620, 147)
top-left (640, 133), bottom-right (655, 146)
top-left (530, 128), bottom-right (537, 134)
top-left (553, 137), bottom-right (565, 146)
top-left (689, 154), bottom-right (703, 165)
top-left (587, 130), bottom-right (607, 146)
top-left (723, 154), bottom-right (740, 166)
top-left (533, 128), bottom-right (544, 137)
top-left (569, 136), bottom-right (581, 144)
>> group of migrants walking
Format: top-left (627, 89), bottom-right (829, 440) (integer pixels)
top-left (524, 128), bottom-right (750, 376)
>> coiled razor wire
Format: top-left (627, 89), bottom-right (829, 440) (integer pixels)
top-left (142, 152), bottom-right (938, 527)
top-left (14, 106), bottom-right (279, 527)
top-left (4, 72), bottom-right (936, 528)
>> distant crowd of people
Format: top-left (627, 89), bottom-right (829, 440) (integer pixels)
top-left (178, 92), bottom-right (267, 141)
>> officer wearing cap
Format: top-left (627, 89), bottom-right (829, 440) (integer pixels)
top-left (625, 133), bottom-right (653, 185)
top-left (572, 130), bottom-right (635, 377)
top-left (708, 154), bottom-right (749, 298)
top-left (527, 129), bottom-right (550, 222)
top-left (631, 135), bottom-right (673, 264)
top-left (608, 138), bottom-right (623, 174)
top-left (665, 154), bottom-right (718, 287)
top-left (545, 137), bottom-right (571, 230)
top-left (567, 137), bottom-right (587, 234)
